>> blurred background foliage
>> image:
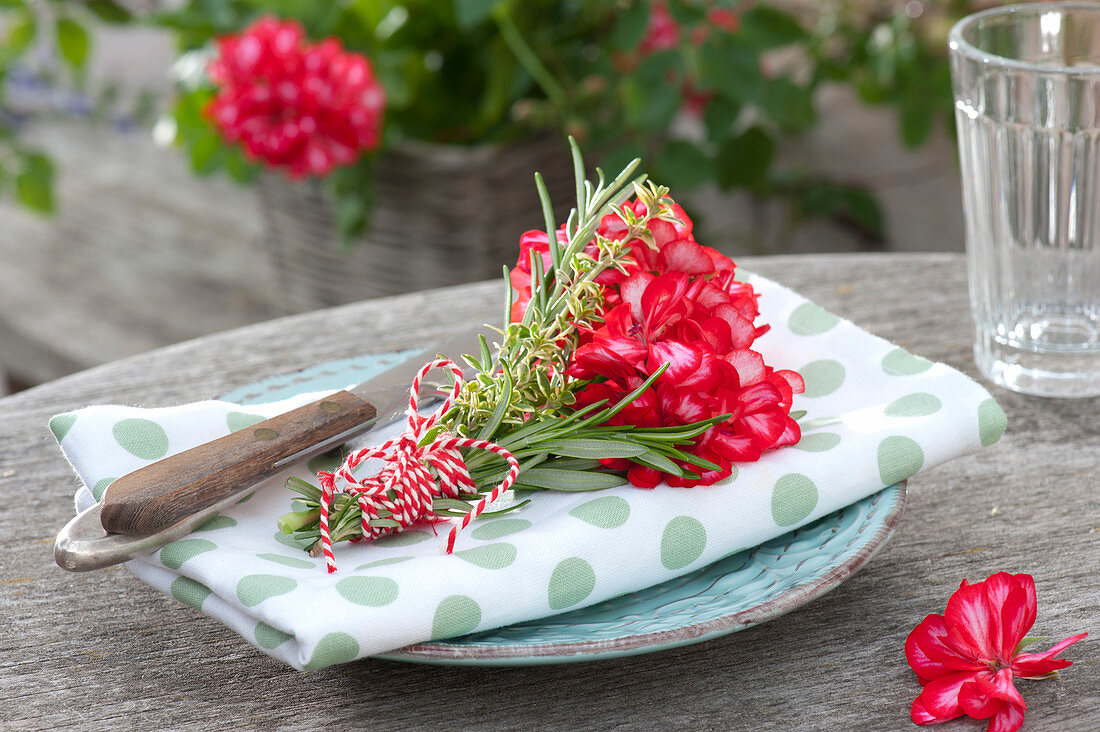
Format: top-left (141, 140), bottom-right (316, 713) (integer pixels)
top-left (1, 0), bottom-right (995, 249)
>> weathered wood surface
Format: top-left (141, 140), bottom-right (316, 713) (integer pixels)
top-left (1, 254), bottom-right (1096, 731)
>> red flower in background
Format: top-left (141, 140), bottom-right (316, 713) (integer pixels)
top-left (510, 198), bottom-right (803, 488)
top-left (207, 16), bottom-right (385, 177)
top-left (906, 572), bottom-right (1086, 732)
top-left (635, 3), bottom-right (742, 117)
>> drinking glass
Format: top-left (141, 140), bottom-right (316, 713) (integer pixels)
top-left (950, 3), bottom-right (1100, 397)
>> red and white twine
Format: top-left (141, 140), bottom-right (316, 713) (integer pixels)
top-left (316, 359), bottom-right (520, 572)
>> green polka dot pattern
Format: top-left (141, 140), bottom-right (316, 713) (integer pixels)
top-left (660, 517), bottom-right (707, 570)
top-left (548, 558), bottom-right (597, 610)
top-left (336, 576), bottom-right (400, 607)
top-left (771, 474), bottom-right (819, 527)
top-left (881, 348), bottom-right (933, 376)
top-left (799, 360), bottom-right (846, 398)
top-left (226, 411), bottom-right (266, 433)
top-left (454, 543), bottom-right (518, 570)
top-left (171, 576), bottom-right (212, 611)
top-left (978, 398), bottom-right (1008, 447)
top-left (255, 622), bottom-right (294, 650)
top-left (470, 519), bottom-right (532, 540)
top-left (788, 302), bottom-right (840, 335)
top-left (236, 574), bottom-right (298, 607)
top-left (794, 433), bottom-right (841, 452)
top-left (304, 633), bottom-right (360, 671)
top-left (569, 496), bottom-right (630, 528)
top-left (160, 539), bottom-right (217, 570)
top-left (91, 477), bottom-right (116, 501)
top-left (112, 418), bottom-right (169, 460)
top-left (878, 436), bottom-right (925, 485)
top-left (432, 595), bottom-right (482, 640)
top-left (49, 413), bottom-right (77, 442)
top-left (884, 393), bottom-right (943, 418)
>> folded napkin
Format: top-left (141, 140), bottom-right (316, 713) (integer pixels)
top-left (51, 271), bottom-right (1006, 670)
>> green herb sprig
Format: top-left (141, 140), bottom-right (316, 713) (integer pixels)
top-left (277, 142), bottom-right (726, 552)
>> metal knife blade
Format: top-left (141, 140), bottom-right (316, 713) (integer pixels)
top-left (54, 323), bottom-right (490, 572)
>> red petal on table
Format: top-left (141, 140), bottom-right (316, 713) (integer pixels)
top-left (970, 669), bottom-right (1026, 717)
top-left (914, 671), bottom-right (974, 721)
top-left (987, 702), bottom-right (1026, 732)
top-left (944, 578), bottom-right (1000, 661)
top-left (1011, 632), bottom-right (1088, 677)
top-left (906, 613), bottom-right (986, 680)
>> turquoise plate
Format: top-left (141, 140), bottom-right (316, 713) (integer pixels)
top-left (223, 352), bottom-right (907, 667)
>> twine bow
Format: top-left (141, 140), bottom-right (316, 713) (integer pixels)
top-left (316, 359), bottom-right (520, 573)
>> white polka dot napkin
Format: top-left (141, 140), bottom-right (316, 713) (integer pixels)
top-left (50, 272), bottom-right (1006, 670)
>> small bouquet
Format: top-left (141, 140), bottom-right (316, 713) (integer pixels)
top-left (278, 141), bottom-right (804, 569)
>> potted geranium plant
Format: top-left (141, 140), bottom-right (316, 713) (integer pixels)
top-left (154, 1), bottom-right (972, 310)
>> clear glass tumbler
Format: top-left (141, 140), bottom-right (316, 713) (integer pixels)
top-left (950, 3), bottom-right (1100, 397)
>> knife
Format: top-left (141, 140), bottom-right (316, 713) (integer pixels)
top-left (54, 323), bottom-right (490, 572)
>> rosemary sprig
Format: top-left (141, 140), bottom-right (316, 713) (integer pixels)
top-left (277, 143), bottom-right (726, 552)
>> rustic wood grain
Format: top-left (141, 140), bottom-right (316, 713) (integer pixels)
top-left (1, 254), bottom-right (1097, 731)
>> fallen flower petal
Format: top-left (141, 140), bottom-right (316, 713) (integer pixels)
top-left (905, 572), bottom-right (1086, 732)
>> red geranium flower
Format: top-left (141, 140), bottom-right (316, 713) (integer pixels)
top-left (207, 16), bottom-right (385, 177)
top-left (568, 271), bottom-right (803, 487)
top-left (508, 195), bottom-right (803, 488)
top-left (906, 572), bottom-right (1087, 732)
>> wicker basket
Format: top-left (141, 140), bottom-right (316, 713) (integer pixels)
top-left (257, 135), bottom-right (575, 313)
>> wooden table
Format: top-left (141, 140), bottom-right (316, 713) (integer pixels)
top-left (2, 253), bottom-right (1096, 730)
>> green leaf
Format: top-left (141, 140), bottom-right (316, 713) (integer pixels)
top-left (900, 97), bottom-right (935, 147)
top-left (624, 78), bottom-right (681, 134)
top-left (3, 9), bottom-right (36, 56)
top-left (476, 366), bottom-right (512, 442)
top-left (189, 134), bottom-right (221, 174)
top-left (432, 497), bottom-right (473, 512)
top-left (85, 1), bottom-right (133, 24)
top-left (758, 78), bottom-right (815, 131)
top-left (697, 35), bottom-right (763, 103)
top-left (739, 6), bottom-right (806, 48)
top-left (542, 439), bottom-right (649, 460)
top-left (632, 451), bottom-right (684, 475)
top-left (516, 468), bottom-right (628, 492)
top-left (655, 140), bottom-right (713, 192)
top-left (612, 1), bottom-right (651, 51)
top-left (717, 126), bottom-right (774, 189)
top-left (796, 183), bottom-right (885, 239)
top-left (598, 143), bottom-right (645, 184)
top-left (454, 0), bottom-right (501, 31)
top-left (56, 18), bottom-right (90, 70)
top-left (666, 0), bottom-right (705, 25)
top-left (635, 49), bottom-right (682, 83)
top-left (15, 154), bottom-right (54, 213)
top-left (703, 95), bottom-right (741, 145)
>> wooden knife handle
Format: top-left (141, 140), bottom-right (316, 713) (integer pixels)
top-left (100, 390), bottom-right (376, 536)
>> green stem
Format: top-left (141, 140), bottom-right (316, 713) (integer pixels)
top-left (493, 9), bottom-right (570, 115)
